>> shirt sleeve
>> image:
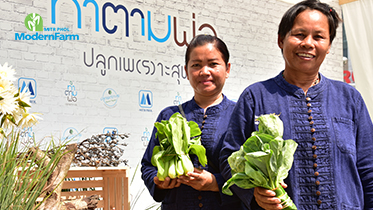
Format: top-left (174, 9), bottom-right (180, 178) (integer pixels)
top-left (355, 95), bottom-right (373, 208)
top-left (140, 111), bottom-right (171, 202)
top-left (219, 89), bottom-right (257, 208)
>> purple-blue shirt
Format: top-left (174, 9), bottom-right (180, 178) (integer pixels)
top-left (141, 96), bottom-right (249, 210)
top-left (220, 72), bottom-right (373, 209)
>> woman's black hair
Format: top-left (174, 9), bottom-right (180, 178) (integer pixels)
top-left (278, 0), bottom-right (342, 44)
top-left (185, 34), bottom-right (230, 66)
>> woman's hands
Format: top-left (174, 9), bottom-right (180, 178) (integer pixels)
top-left (154, 168), bottom-right (219, 192)
top-left (154, 176), bottom-right (181, 190)
top-left (253, 183), bottom-right (288, 210)
top-left (177, 168), bottom-right (219, 192)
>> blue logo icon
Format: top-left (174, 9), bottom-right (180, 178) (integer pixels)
top-left (173, 92), bottom-right (182, 105)
top-left (139, 90), bottom-right (153, 108)
top-left (18, 77), bottom-right (37, 99)
top-left (100, 88), bottom-right (120, 108)
top-left (65, 81), bottom-right (77, 102)
top-left (62, 127), bottom-right (82, 142)
top-left (141, 127), bottom-right (151, 146)
top-left (103, 127), bottom-right (118, 143)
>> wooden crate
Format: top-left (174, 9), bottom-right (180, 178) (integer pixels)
top-left (62, 167), bottom-right (129, 210)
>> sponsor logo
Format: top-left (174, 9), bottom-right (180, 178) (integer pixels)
top-left (62, 127), bottom-right (82, 142)
top-left (100, 88), bottom-right (120, 108)
top-left (103, 127), bottom-right (118, 143)
top-left (141, 127), bottom-right (151, 147)
top-left (139, 90), bottom-right (152, 110)
top-left (173, 92), bottom-right (182, 105)
top-left (15, 13), bottom-right (79, 41)
top-left (18, 77), bottom-right (37, 103)
top-left (20, 127), bottom-right (35, 144)
top-left (65, 81), bottom-right (78, 103)
top-left (25, 13), bottom-right (43, 31)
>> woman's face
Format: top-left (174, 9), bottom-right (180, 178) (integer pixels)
top-left (278, 9), bottom-right (331, 74)
top-left (185, 43), bottom-right (230, 99)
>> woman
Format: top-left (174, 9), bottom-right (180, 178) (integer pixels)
top-left (220, 0), bottom-right (373, 209)
top-left (141, 35), bottom-right (248, 209)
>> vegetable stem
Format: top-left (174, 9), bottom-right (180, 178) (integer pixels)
top-left (272, 185), bottom-right (297, 210)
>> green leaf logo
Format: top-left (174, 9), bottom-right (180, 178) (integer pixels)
top-left (24, 13), bottom-right (43, 31)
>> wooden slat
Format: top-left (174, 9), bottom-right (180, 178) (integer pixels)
top-left (65, 170), bottom-right (103, 178)
top-left (116, 177), bottom-right (121, 210)
top-left (62, 179), bottom-right (104, 189)
top-left (339, 0), bottom-right (358, 5)
top-left (60, 167), bottom-right (129, 210)
top-left (61, 190), bottom-right (103, 198)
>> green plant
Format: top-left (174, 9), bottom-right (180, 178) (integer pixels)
top-left (0, 133), bottom-right (68, 210)
top-left (222, 114), bottom-right (298, 209)
top-left (0, 62), bottom-right (69, 209)
top-left (151, 112), bottom-right (207, 180)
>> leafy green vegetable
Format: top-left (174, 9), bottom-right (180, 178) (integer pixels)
top-left (222, 114), bottom-right (298, 210)
top-left (151, 112), bottom-right (207, 181)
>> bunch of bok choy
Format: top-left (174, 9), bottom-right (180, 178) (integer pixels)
top-left (222, 114), bottom-right (298, 210)
top-left (151, 112), bottom-right (207, 181)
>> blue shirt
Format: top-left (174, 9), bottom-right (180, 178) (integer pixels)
top-left (141, 96), bottom-right (248, 210)
top-left (220, 72), bottom-right (373, 209)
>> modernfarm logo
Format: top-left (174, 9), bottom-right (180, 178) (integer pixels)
top-left (15, 13), bottom-right (79, 41)
top-left (50, 0), bottom-right (217, 47)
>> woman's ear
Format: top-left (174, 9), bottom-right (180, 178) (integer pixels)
top-left (278, 34), bottom-right (284, 49)
top-left (226, 63), bottom-right (231, 79)
top-left (184, 65), bottom-right (189, 80)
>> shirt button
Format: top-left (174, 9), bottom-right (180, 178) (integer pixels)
top-left (311, 128), bottom-right (316, 133)
top-left (199, 203), bottom-right (203, 208)
top-left (198, 195), bottom-right (202, 200)
top-left (308, 116), bottom-right (313, 120)
top-left (313, 154), bottom-right (317, 159)
top-left (203, 115), bottom-right (207, 119)
top-left (315, 180), bottom-right (320, 185)
top-left (313, 163), bottom-right (318, 168)
top-left (312, 145), bottom-right (317, 150)
top-left (316, 191), bottom-right (321, 196)
top-left (307, 103), bottom-right (312, 107)
top-left (317, 200), bottom-right (322, 205)
top-left (201, 125), bottom-right (204, 129)
top-left (202, 120), bottom-right (205, 124)
top-left (306, 97), bottom-right (311, 101)
top-left (310, 121), bottom-right (314, 125)
top-left (312, 137), bottom-right (316, 141)
top-left (308, 109), bottom-right (312, 113)
top-left (314, 171), bottom-right (319, 176)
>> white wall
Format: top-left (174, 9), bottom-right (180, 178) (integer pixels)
top-left (0, 0), bottom-right (342, 209)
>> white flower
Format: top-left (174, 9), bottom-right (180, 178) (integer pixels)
top-left (12, 106), bottom-right (25, 125)
top-left (18, 91), bottom-right (31, 105)
top-left (18, 112), bottom-right (42, 129)
top-left (0, 62), bottom-right (17, 82)
top-left (0, 78), bottom-right (13, 93)
top-left (0, 91), bottom-right (18, 115)
top-left (0, 62), bottom-right (40, 132)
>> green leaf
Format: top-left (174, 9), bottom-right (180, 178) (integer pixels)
top-left (223, 114), bottom-right (298, 208)
top-left (188, 121), bottom-right (201, 137)
top-left (151, 112), bottom-right (207, 177)
top-left (188, 144), bottom-right (207, 166)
